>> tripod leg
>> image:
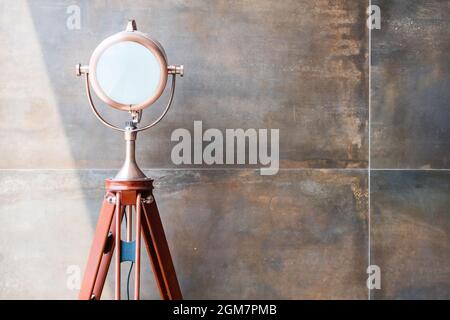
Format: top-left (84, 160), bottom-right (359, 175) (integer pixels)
top-left (115, 192), bottom-right (122, 300)
top-left (79, 192), bottom-right (116, 300)
top-left (92, 204), bottom-right (125, 299)
top-left (134, 194), bottom-right (142, 300)
top-left (142, 198), bottom-right (183, 300)
top-left (141, 204), bottom-right (170, 300)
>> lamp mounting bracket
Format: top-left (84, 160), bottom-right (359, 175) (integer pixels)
top-left (130, 110), bottom-right (142, 124)
top-left (126, 20), bottom-right (138, 32)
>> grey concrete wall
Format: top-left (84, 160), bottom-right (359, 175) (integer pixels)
top-left (0, 0), bottom-right (370, 299)
top-left (0, 169), bottom-right (368, 299)
top-left (368, 0), bottom-right (450, 300)
top-left (371, 171), bottom-right (450, 299)
top-left (371, 0), bottom-right (450, 168)
top-left (0, 0), bottom-right (448, 300)
top-left (1, 0), bottom-right (368, 169)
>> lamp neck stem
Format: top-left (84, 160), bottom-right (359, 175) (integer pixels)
top-left (114, 124), bottom-right (147, 181)
top-left (125, 131), bottom-right (136, 162)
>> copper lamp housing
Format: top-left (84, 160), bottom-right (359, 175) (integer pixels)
top-left (76, 20), bottom-right (184, 180)
top-left (88, 25), bottom-right (169, 111)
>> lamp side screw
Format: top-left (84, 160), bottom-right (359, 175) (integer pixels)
top-left (76, 63), bottom-right (89, 76)
top-left (168, 65), bottom-right (184, 77)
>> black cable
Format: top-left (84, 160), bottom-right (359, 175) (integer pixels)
top-left (123, 210), bottom-right (134, 300)
top-left (126, 262), bottom-right (134, 300)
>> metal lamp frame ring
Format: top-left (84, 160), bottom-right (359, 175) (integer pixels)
top-left (84, 72), bottom-right (176, 133)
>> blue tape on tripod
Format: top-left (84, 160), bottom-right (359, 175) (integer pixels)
top-left (120, 240), bottom-right (136, 262)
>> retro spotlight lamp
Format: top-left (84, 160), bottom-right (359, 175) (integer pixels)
top-left (76, 19), bottom-right (183, 180)
top-left (76, 20), bottom-right (184, 300)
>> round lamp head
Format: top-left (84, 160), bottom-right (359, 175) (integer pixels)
top-left (88, 27), bottom-right (168, 111)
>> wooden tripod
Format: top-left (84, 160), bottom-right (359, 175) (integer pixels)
top-left (79, 178), bottom-right (182, 300)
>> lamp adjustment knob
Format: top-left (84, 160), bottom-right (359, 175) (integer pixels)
top-left (168, 65), bottom-right (184, 77)
top-left (76, 64), bottom-right (89, 76)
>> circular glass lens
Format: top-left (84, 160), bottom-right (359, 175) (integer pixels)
top-left (96, 41), bottom-right (162, 105)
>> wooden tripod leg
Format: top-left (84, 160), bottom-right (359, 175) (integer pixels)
top-left (92, 203), bottom-right (125, 299)
top-left (79, 192), bottom-right (116, 300)
top-left (115, 192), bottom-right (122, 300)
top-left (142, 198), bottom-right (183, 300)
top-left (134, 194), bottom-right (142, 300)
top-left (141, 204), bottom-right (169, 300)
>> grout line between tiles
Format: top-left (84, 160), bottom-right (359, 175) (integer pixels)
top-left (368, 0), bottom-right (372, 301)
top-left (0, 168), bottom-right (365, 171)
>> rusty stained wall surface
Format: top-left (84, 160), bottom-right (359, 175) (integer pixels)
top-left (371, 171), bottom-right (450, 300)
top-left (0, 0), bottom-right (368, 169)
top-left (368, 0), bottom-right (450, 300)
top-left (0, 0), bottom-right (370, 299)
top-left (0, 169), bottom-right (368, 299)
top-left (0, 0), bottom-right (449, 300)
top-left (371, 0), bottom-right (450, 168)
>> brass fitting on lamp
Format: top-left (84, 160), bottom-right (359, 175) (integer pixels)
top-left (168, 65), bottom-right (184, 77)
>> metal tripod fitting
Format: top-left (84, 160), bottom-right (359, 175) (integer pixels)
top-left (142, 195), bottom-right (154, 204)
top-left (105, 194), bottom-right (116, 204)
